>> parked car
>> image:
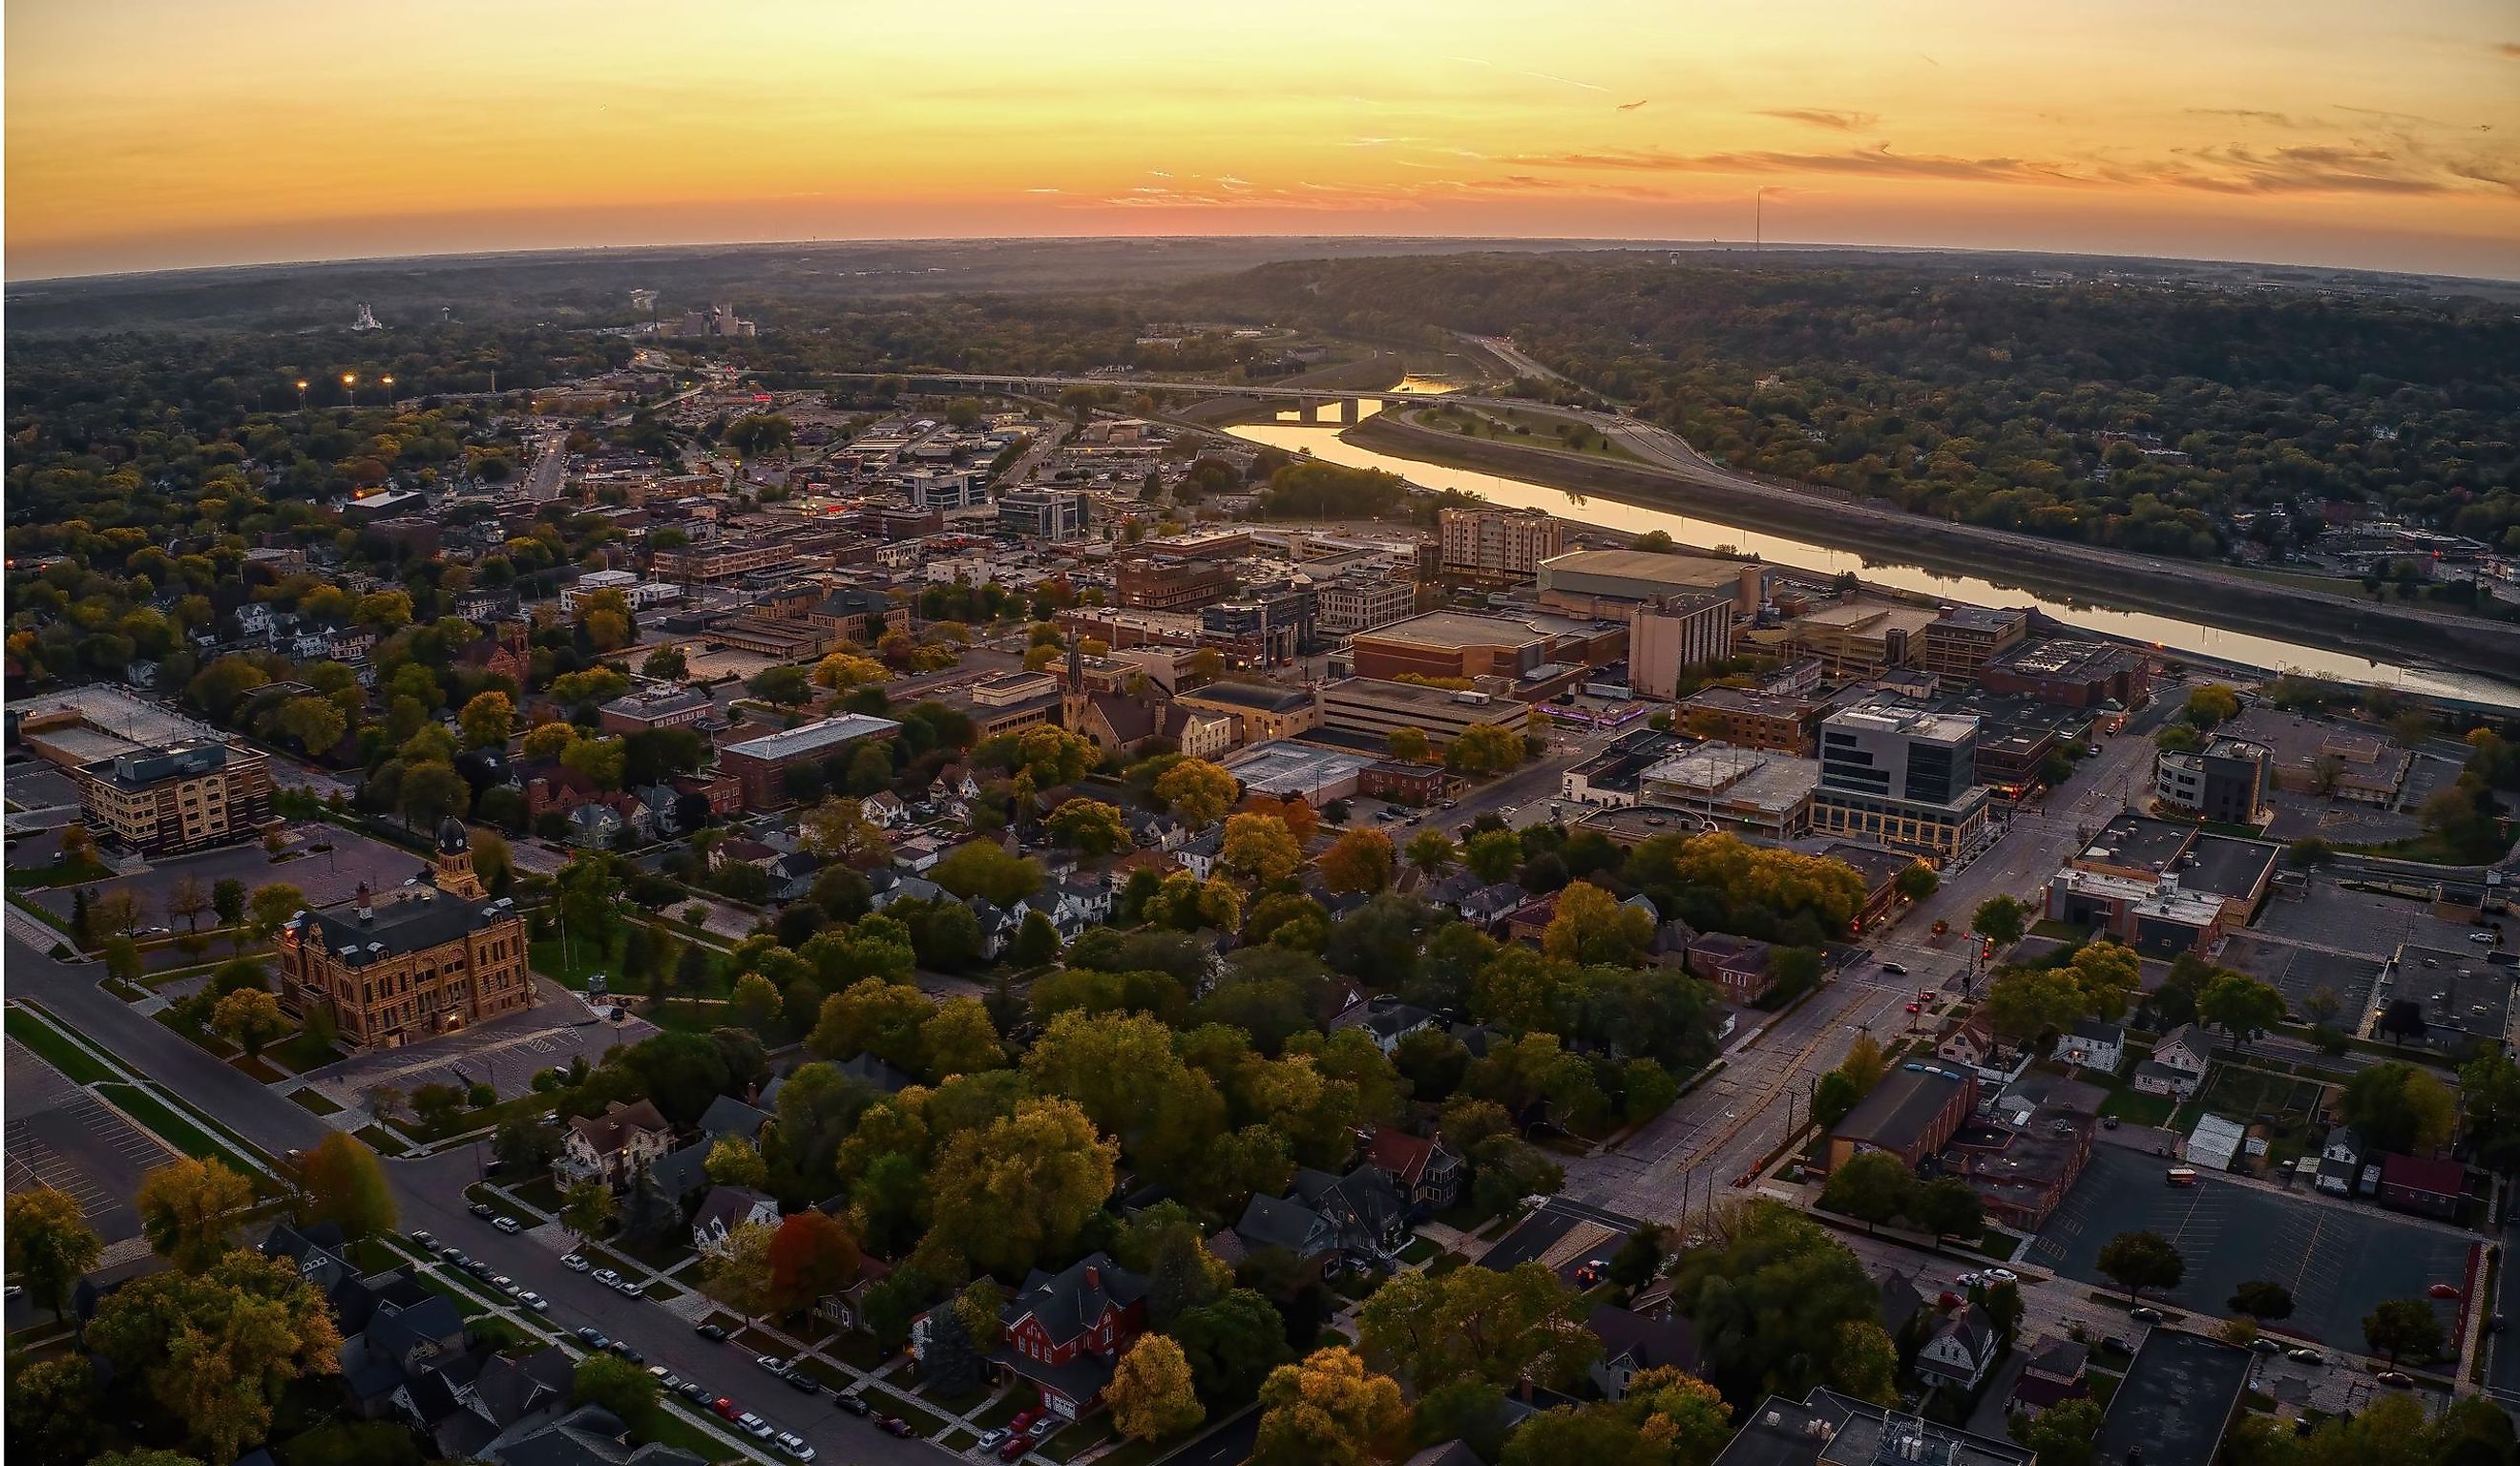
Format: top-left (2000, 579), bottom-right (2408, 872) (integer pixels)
top-left (1985, 1268), bottom-right (2019, 1285)
top-left (1957, 1271), bottom-right (1984, 1287)
top-left (493, 1216), bottom-right (522, 1234)
top-left (679, 1382), bottom-right (710, 1403)
top-left (408, 1229), bottom-right (436, 1249)
top-left (785, 1373), bottom-right (822, 1395)
top-left (2250, 1338), bottom-right (2283, 1354)
top-left (2377, 1371), bottom-right (2416, 1389)
top-left (2287, 1349), bottom-right (2324, 1365)
top-left (833, 1393), bottom-right (872, 1417)
top-left (756, 1355), bottom-right (789, 1376)
top-left (441, 1250), bottom-right (471, 1268)
top-left (518, 1291), bottom-right (550, 1312)
top-left (1027, 1418), bottom-right (1058, 1441)
top-left (1880, 961), bottom-right (1907, 976)
top-left (775, 1432), bottom-right (816, 1461)
top-left (619, 1281), bottom-right (646, 1299)
top-left (606, 1341), bottom-right (645, 1365)
top-left (741, 1416), bottom-right (776, 1441)
top-left (591, 1267), bottom-right (622, 1287)
top-left (878, 1417), bottom-right (915, 1438)
top-left (463, 1259), bottom-right (494, 1279)
top-left (710, 1397), bottom-right (740, 1421)
top-left (576, 1329), bottom-right (609, 1349)
top-left (2130, 1307), bottom-right (2165, 1325)
top-left (658, 1372), bottom-right (684, 1392)
top-left (976, 1429), bottom-right (1010, 1452)
top-left (561, 1254), bottom-right (591, 1272)
top-left (694, 1322), bottom-right (727, 1340)
top-left (1009, 1410), bottom-right (1039, 1435)
top-left (2428, 1283), bottom-right (2462, 1300)
top-left (997, 1435), bottom-right (1030, 1462)
top-left (470, 1203), bottom-right (495, 1219)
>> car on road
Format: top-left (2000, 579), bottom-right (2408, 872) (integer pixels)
top-left (679, 1382), bottom-right (709, 1403)
top-left (2377, 1371), bottom-right (2416, 1389)
top-left (2474, 932), bottom-right (2497, 945)
top-left (575, 1329), bottom-right (609, 1349)
top-left (1880, 962), bottom-right (1907, 975)
top-left (591, 1267), bottom-right (622, 1287)
top-left (493, 1216), bottom-right (522, 1234)
top-left (606, 1342), bottom-right (644, 1365)
top-left (756, 1355), bottom-right (789, 1376)
top-left (738, 1414), bottom-right (776, 1440)
top-left (561, 1254), bottom-right (590, 1272)
top-left (2428, 1283), bottom-right (2462, 1300)
top-left (2130, 1307), bottom-right (2165, 1325)
top-left (877, 1417), bottom-right (915, 1438)
top-left (618, 1280), bottom-right (645, 1299)
top-left (694, 1322), bottom-right (727, 1340)
top-left (518, 1291), bottom-right (549, 1311)
top-left (2286, 1348), bottom-right (2323, 1365)
top-left (785, 1373), bottom-right (822, 1395)
top-left (997, 1435), bottom-right (1030, 1462)
top-left (976, 1429), bottom-right (1011, 1453)
top-left (2101, 1115), bottom-right (2120, 1129)
top-left (409, 1229), bottom-right (436, 1249)
top-left (710, 1398), bottom-right (740, 1421)
top-left (1984, 1267), bottom-right (2018, 1285)
top-left (833, 1393), bottom-right (872, 1416)
top-left (1904, 1002), bottom-right (1922, 1014)
top-left (463, 1259), bottom-right (494, 1279)
top-left (2250, 1338), bottom-right (2283, 1354)
top-left (774, 1432), bottom-right (815, 1461)
top-left (441, 1249), bottom-right (471, 1267)
top-left (470, 1202), bottom-right (495, 1219)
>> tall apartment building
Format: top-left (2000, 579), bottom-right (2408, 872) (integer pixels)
top-left (1627, 594), bottom-right (1735, 699)
top-left (1200, 582), bottom-right (1314, 667)
top-left (1313, 572), bottom-right (1418, 638)
top-left (1438, 507), bottom-right (1563, 581)
top-left (2155, 738), bottom-right (2271, 826)
top-left (72, 739), bottom-right (273, 857)
top-left (275, 822), bottom-right (533, 1050)
top-left (1811, 703), bottom-right (1990, 859)
top-left (998, 490), bottom-right (1090, 541)
top-left (652, 537), bottom-right (795, 582)
top-left (1920, 607), bottom-right (2029, 686)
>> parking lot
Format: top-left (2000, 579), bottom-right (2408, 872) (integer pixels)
top-left (2251, 878), bottom-right (2485, 962)
top-left (23, 822), bottom-right (431, 932)
top-left (2028, 1146), bottom-right (2470, 1353)
top-left (2218, 934), bottom-right (2385, 1024)
top-left (2261, 789), bottom-right (2423, 846)
top-left (305, 979), bottom-right (658, 1103)
top-left (4, 1037), bottom-right (177, 1245)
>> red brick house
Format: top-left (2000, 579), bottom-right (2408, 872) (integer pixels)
top-left (2377, 1153), bottom-right (2467, 1220)
top-left (1686, 932), bottom-right (1775, 1004)
top-left (989, 1253), bottom-right (1150, 1421)
top-left (1361, 1124), bottom-right (1462, 1211)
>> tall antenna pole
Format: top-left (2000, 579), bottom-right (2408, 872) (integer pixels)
top-left (1755, 189), bottom-right (1764, 250)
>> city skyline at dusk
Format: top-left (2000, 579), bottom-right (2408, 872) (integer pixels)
top-left (9, 0), bottom-right (2518, 280)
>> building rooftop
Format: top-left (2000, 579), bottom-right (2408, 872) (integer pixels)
top-left (1642, 744), bottom-right (1821, 816)
top-left (2090, 1330), bottom-right (2251, 1466)
top-left (1684, 685), bottom-right (1824, 718)
top-left (1322, 676), bottom-right (1517, 712)
top-left (1826, 702), bottom-right (1980, 745)
top-left (1227, 741), bottom-right (1378, 797)
top-left (2393, 944), bottom-right (2515, 1043)
top-left (1929, 606), bottom-right (2027, 635)
top-left (1834, 1065), bottom-right (1971, 1153)
top-left (2076, 814), bottom-right (2198, 874)
top-left (1354, 610), bottom-right (1564, 651)
top-left (720, 713), bottom-right (902, 763)
top-left (295, 890), bottom-right (515, 967)
top-left (1986, 639), bottom-right (2141, 681)
top-left (1538, 547), bottom-right (1755, 590)
top-left (1712, 1389), bottom-right (2030, 1466)
top-left (1181, 681), bottom-right (1316, 713)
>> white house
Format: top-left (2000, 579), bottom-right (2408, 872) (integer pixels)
top-left (1175, 828), bottom-right (1225, 881)
top-left (553, 1100), bottom-right (674, 1189)
top-left (1914, 1306), bottom-right (2002, 1391)
top-left (2057, 1020), bottom-right (2126, 1076)
top-left (690, 1186), bottom-right (781, 1254)
top-left (2134, 1023), bottom-right (2212, 1099)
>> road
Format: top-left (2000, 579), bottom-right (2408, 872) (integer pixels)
top-left (524, 429), bottom-right (569, 503)
top-left (2, 927), bottom-right (956, 1466)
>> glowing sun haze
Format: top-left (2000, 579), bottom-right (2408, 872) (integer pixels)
top-left (9, 0), bottom-right (2517, 279)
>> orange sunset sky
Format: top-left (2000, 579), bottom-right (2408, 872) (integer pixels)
top-left (8, 0), bottom-right (2517, 280)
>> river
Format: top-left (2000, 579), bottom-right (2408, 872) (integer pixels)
top-left (1229, 414), bottom-right (2520, 712)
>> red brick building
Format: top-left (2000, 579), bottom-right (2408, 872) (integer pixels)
top-left (988, 1253), bottom-right (1150, 1421)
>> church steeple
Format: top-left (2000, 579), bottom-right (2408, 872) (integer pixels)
top-left (432, 816), bottom-right (485, 901)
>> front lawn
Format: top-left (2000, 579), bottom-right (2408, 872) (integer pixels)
top-left (7, 1005), bottom-right (115, 1084)
top-left (271, 1026), bottom-right (345, 1073)
top-left (972, 1391), bottom-right (1031, 1431)
top-left (511, 1175), bottom-right (563, 1212)
top-left (1038, 1415), bottom-right (1115, 1463)
top-left (291, 1087), bottom-right (346, 1116)
top-left (2099, 1088), bottom-right (2178, 1128)
top-left (355, 1124), bottom-right (410, 1157)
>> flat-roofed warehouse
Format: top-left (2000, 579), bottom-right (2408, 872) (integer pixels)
top-left (1535, 548), bottom-right (1764, 617)
top-left (1347, 609), bottom-right (1625, 686)
top-left (1318, 677), bottom-right (1532, 747)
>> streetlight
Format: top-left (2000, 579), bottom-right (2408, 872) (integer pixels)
top-left (342, 371), bottom-right (358, 406)
top-left (382, 373), bottom-right (395, 406)
top-left (295, 378), bottom-right (309, 411)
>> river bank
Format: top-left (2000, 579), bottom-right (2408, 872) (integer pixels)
top-left (1336, 410), bottom-right (2520, 688)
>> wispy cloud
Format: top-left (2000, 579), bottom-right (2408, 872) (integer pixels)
top-left (1756, 109), bottom-right (1881, 133)
top-left (2184, 108), bottom-right (2306, 128)
top-left (1526, 144), bottom-right (2085, 185)
top-left (1446, 55), bottom-right (1607, 93)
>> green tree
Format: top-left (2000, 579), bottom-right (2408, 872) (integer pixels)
top-left (918, 1097), bottom-right (1117, 1278)
top-left (295, 1133), bottom-right (396, 1239)
top-left (2196, 972), bottom-right (2286, 1052)
top-left (1819, 1150), bottom-right (1915, 1235)
top-left (86, 1249), bottom-right (344, 1463)
top-left (1173, 1288), bottom-right (1292, 1405)
top-left (930, 839), bottom-right (1045, 906)
top-left (559, 1179), bottom-right (617, 1245)
top-left (1971, 894), bottom-right (2028, 947)
top-left (2012, 1398), bottom-right (2104, 1466)
top-left (2096, 1229), bottom-right (2184, 1304)
top-left (1908, 1176), bottom-right (1984, 1249)
top-left (572, 1352), bottom-right (662, 1437)
top-left (2362, 1297), bottom-right (2446, 1364)
top-left (1253, 1348), bottom-right (1408, 1466)
top-left (1446, 723), bottom-right (1524, 777)
top-left (2342, 1061), bottom-right (2458, 1155)
top-left (459, 690), bottom-right (514, 748)
top-left (1665, 1202), bottom-right (1898, 1407)
top-left (211, 987), bottom-right (287, 1058)
top-left (1153, 758), bottom-right (1239, 828)
top-left (2229, 1280), bottom-right (2295, 1322)
top-left (705, 1134), bottom-right (770, 1190)
top-left (1404, 829), bottom-right (1458, 875)
top-left (6, 1186), bottom-right (101, 1321)
top-left (1356, 1261), bottom-right (1601, 1393)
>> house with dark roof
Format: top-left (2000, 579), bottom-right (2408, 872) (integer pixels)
top-left (490, 1404), bottom-right (707, 1466)
top-left (1215, 1192), bottom-right (1340, 1275)
top-left (990, 1252), bottom-right (1152, 1422)
top-left (1687, 932), bottom-right (1775, 1005)
top-left (1583, 1302), bottom-right (1701, 1401)
top-left (2377, 1152), bottom-right (2468, 1220)
top-left (1289, 1163), bottom-right (1411, 1263)
top-left (1913, 1303), bottom-right (2001, 1391)
top-left (2006, 1335), bottom-right (2090, 1419)
top-left (1827, 1065), bottom-right (1977, 1172)
top-left (691, 1186), bottom-right (780, 1253)
top-left (1361, 1124), bottom-right (1463, 1212)
top-left (554, 1100), bottom-right (674, 1188)
top-left (834, 1052), bottom-right (916, 1094)
top-left (1348, 1000), bottom-right (1439, 1056)
top-left (696, 1093), bottom-right (773, 1144)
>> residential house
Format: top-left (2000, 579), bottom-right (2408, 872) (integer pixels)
top-left (991, 1252), bottom-right (1152, 1421)
top-left (1215, 1192), bottom-right (1341, 1277)
top-left (1686, 932), bottom-right (1775, 1005)
top-left (2008, 1336), bottom-right (2090, 1419)
top-left (1583, 1303), bottom-right (1702, 1402)
top-left (1913, 1304), bottom-right (2002, 1391)
top-left (866, 869), bottom-right (948, 911)
top-left (1289, 1163), bottom-right (1411, 1264)
top-left (487, 1403), bottom-right (707, 1466)
top-left (861, 791), bottom-right (911, 828)
top-left (2316, 1127), bottom-right (2364, 1197)
top-left (836, 1052), bottom-right (917, 1094)
top-left (691, 1186), bottom-right (781, 1253)
top-left (1174, 827), bottom-right (1225, 880)
top-left (1456, 881), bottom-right (1529, 932)
top-left (1935, 1018), bottom-right (1999, 1073)
top-left (2057, 1020), bottom-right (2126, 1075)
top-left (2135, 1023), bottom-right (2212, 1100)
top-left (811, 1252), bottom-right (894, 1334)
top-left (1127, 810), bottom-right (1188, 850)
top-left (554, 1100), bottom-right (675, 1188)
top-left (1350, 1000), bottom-right (1439, 1057)
top-left (697, 1093), bottom-right (773, 1145)
top-left (1826, 1065), bottom-right (1977, 1172)
top-left (930, 764), bottom-right (982, 805)
top-left (1361, 1124), bottom-right (1463, 1212)
top-left (2377, 1153), bottom-right (2467, 1220)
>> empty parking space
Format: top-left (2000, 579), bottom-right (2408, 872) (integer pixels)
top-left (2028, 1146), bottom-right (2469, 1352)
top-left (4, 1038), bottom-right (176, 1244)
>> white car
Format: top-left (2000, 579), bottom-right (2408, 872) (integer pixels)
top-left (756, 1355), bottom-right (790, 1376)
top-left (1984, 1268), bottom-right (2019, 1285)
top-left (775, 1433), bottom-right (815, 1461)
top-left (976, 1429), bottom-right (1010, 1453)
top-left (591, 1267), bottom-right (622, 1287)
top-left (560, 1254), bottom-right (591, 1272)
top-left (493, 1216), bottom-right (522, 1234)
top-left (1958, 1271), bottom-right (1984, 1288)
top-left (517, 1291), bottom-right (550, 1311)
top-left (619, 1280), bottom-right (645, 1299)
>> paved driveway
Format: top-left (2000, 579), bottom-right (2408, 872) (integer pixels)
top-left (26, 823), bottom-right (431, 929)
top-left (305, 979), bottom-right (657, 1103)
